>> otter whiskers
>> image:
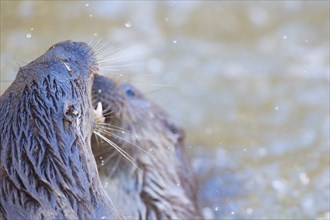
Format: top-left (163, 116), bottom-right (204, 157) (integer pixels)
top-left (88, 39), bottom-right (145, 75)
top-left (95, 123), bottom-right (152, 142)
top-left (93, 103), bottom-right (139, 136)
top-left (92, 132), bottom-right (123, 178)
top-left (93, 130), bottom-right (142, 172)
top-left (93, 102), bottom-right (153, 171)
top-left (95, 124), bottom-right (155, 159)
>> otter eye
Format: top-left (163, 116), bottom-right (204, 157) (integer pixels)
top-left (125, 88), bottom-right (136, 97)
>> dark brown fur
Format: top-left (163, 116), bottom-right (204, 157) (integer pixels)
top-left (92, 74), bottom-right (202, 219)
top-left (0, 41), bottom-right (121, 219)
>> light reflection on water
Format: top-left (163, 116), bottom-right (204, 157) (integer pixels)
top-left (1, 1), bottom-right (329, 219)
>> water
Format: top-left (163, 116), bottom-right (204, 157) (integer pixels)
top-left (1, 1), bottom-right (329, 219)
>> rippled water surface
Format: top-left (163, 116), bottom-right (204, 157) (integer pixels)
top-left (1, 1), bottom-right (329, 219)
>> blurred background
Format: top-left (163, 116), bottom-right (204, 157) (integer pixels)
top-left (0, 1), bottom-right (329, 219)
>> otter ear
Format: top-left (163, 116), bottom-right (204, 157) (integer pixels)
top-left (63, 101), bottom-right (81, 123)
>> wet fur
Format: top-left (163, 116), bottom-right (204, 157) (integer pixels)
top-left (92, 74), bottom-right (202, 219)
top-left (0, 41), bottom-right (120, 219)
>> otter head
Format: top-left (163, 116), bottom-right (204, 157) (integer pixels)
top-left (91, 74), bottom-right (202, 219)
top-left (91, 74), bottom-right (184, 165)
top-left (0, 41), bottom-right (119, 219)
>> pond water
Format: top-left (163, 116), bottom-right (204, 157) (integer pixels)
top-left (1, 1), bottom-right (329, 219)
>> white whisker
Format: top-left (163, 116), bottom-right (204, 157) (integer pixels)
top-left (96, 123), bottom-right (149, 140)
top-left (101, 129), bottom-right (155, 160)
top-left (95, 126), bottom-right (154, 157)
top-left (95, 125), bottom-right (147, 142)
top-left (100, 110), bottom-right (114, 117)
top-left (94, 130), bottom-right (142, 172)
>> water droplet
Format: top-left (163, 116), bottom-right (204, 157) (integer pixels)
top-left (63, 62), bottom-right (71, 71)
top-left (101, 216), bottom-right (106, 219)
top-left (299, 172), bottom-right (310, 185)
top-left (176, 183), bottom-right (180, 187)
top-left (215, 207), bottom-right (219, 211)
top-left (202, 207), bottom-right (214, 219)
top-left (99, 156), bottom-right (103, 160)
top-left (205, 127), bottom-right (213, 135)
top-left (89, 14), bottom-right (93, 18)
top-left (243, 148), bottom-right (247, 152)
top-left (26, 33), bottom-right (32, 38)
top-left (173, 40), bottom-right (177, 44)
top-left (98, 89), bottom-right (102, 93)
top-left (121, 131), bottom-right (125, 134)
top-left (272, 179), bottom-right (287, 193)
top-left (231, 211), bottom-right (235, 215)
top-left (125, 21), bottom-right (132, 28)
top-left (258, 148), bottom-right (267, 156)
top-left (149, 148), bottom-right (153, 151)
top-left (275, 106), bottom-right (279, 110)
top-left (85, 3), bottom-right (89, 7)
top-left (246, 208), bottom-right (253, 214)
top-left (282, 35), bottom-right (287, 40)
top-left (30, 27), bottom-right (34, 31)
top-left (93, 33), bottom-right (98, 36)
top-left (101, 160), bottom-right (105, 166)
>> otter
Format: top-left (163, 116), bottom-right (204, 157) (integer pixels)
top-left (0, 41), bottom-right (121, 219)
top-left (91, 74), bottom-right (202, 219)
